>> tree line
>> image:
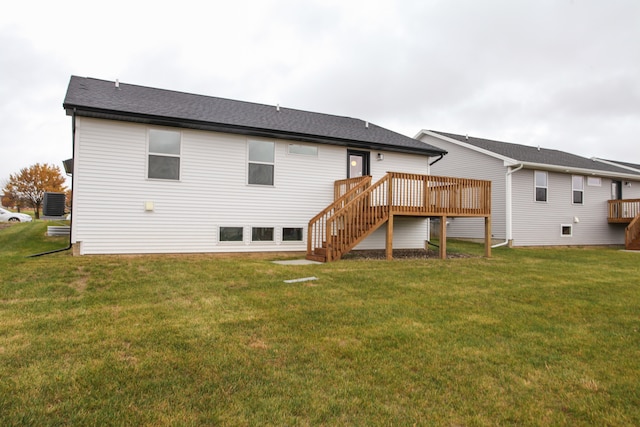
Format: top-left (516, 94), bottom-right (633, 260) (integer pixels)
top-left (2, 163), bottom-right (68, 219)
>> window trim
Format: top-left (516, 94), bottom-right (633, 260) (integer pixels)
top-left (572, 175), bottom-right (584, 205)
top-left (147, 128), bottom-right (182, 181)
top-left (219, 226), bottom-right (244, 243)
top-left (561, 224), bottom-right (573, 237)
top-left (251, 227), bottom-right (275, 242)
top-left (282, 227), bottom-right (304, 242)
top-left (534, 170), bottom-right (548, 202)
top-left (287, 143), bottom-right (318, 156)
top-left (247, 139), bottom-right (275, 186)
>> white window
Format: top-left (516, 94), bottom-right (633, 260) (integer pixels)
top-left (561, 224), bottom-right (573, 237)
top-left (282, 227), bottom-right (303, 242)
top-left (148, 129), bottom-right (181, 180)
top-left (288, 144), bottom-right (317, 156)
top-left (572, 176), bottom-right (584, 205)
top-left (587, 177), bottom-right (601, 187)
top-left (248, 140), bottom-right (274, 185)
top-left (219, 227), bottom-right (243, 242)
top-left (252, 227), bottom-right (274, 242)
top-left (534, 171), bottom-right (548, 202)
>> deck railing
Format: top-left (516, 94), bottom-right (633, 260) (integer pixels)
top-left (333, 176), bottom-right (371, 200)
top-left (308, 172), bottom-right (491, 261)
top-left (608, 199), bottom-right (640, 223)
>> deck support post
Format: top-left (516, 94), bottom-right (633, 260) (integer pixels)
top-left (386, 214), bottom-right (394, 260)
top-left (485, 216), bottom-right (492, 258)
top-left (439, 215), bottom-right (447, 259)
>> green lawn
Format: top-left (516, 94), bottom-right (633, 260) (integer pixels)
top-left (1, 222), bottom-right (639, 426)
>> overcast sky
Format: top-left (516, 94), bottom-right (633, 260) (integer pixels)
top-left (2, 0), bottom-right (639, 186)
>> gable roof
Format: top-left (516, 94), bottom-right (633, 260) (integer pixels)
top-left (420, 130), bottom-right (640, 179)
top-left (63, 76), bottom-right (446, 157)
top-left (592, 158), bottom-right (640, 173)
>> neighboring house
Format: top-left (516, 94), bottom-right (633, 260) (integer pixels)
top-left (415, 130), bottom-right (640, 249)
top-left (63, 77), bottom-right (491, 259)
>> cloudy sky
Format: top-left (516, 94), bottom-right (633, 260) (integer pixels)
top-left (2, 0), bottom-right (639, 185)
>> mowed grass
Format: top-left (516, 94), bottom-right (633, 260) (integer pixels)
top-left (1, 222), bottom-right (639, 426)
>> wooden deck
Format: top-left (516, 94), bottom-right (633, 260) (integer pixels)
top-left (608, 199), bottom-right (640, 223)
top-left (307, 172), bottom-right (491, 262)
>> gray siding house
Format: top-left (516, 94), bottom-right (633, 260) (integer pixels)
top-left (416, 130), bottom-right (640, 248)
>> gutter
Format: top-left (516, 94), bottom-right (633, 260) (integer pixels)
top-left (492, 164), bottom-right (523, 248)
top-left (28, 109), bottom-right (76, 257)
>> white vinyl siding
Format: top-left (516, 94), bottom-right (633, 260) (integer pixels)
top-left (71, 118), bottom-right (431, 254)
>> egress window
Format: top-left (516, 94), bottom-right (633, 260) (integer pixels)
top-left (248, 140), bottom-right (274, 185)
top-left (148, 129), bottom-right (181, 180)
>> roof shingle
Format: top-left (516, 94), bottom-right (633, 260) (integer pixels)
top-left (431, 131), bottom-right (640, 176)
top-left (63, 76), bottom-right (446, 156)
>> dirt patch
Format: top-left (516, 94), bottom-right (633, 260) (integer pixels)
top-left (0, 223), bottom-right (16, 230)
top-left (342, 248), bottom-right (474, 260)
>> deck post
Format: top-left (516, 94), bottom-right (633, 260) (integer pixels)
top-left (439, 215), bottom-right (447, 259)
top-left (386, 214), bottom-right (394, 260)
top-left (485, 216), bottom-right (492, 258)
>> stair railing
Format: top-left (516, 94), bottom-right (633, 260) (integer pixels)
top-left (626, 214), bottom-right (640, 250)
top-left (325, 173), bottom-right (392, 261)
top-left (307, 176), bottom-right (372, 258)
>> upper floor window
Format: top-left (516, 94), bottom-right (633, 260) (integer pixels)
top-left (148, 129), bottom-right (181, 180)
top-left (288, 144), bottom-right (317, 156)
top-left (534, 171), bottom-right (548, 202)
top-left (572, 175), bottom-right (584, 204)
top-left (248, 140), bottom-right (274, 185)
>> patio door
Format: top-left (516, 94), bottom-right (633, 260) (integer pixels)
top-left (612, 180), bottom-right (622, 200)
top-left (347, 150), bottom-right (370, 178)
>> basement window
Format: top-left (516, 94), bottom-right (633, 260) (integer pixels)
top-left (282, 227), bottom-right (303, 242)
top-left (220, 227), bottom-right (243, 242)
top-left (561, 224), bottom-right (573, 237)
top-left (148, 129), bottom-right (181, 180)
top-left (252, 227), bottom-right (274, 242)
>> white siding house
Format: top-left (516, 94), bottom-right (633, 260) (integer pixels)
top-left (64, 77), bottom-right (449, 256)
top-left (416, 130), bottom-right (640, 248)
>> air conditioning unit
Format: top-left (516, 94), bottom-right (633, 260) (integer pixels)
top-left (43, 192), bottom-right (66, 217)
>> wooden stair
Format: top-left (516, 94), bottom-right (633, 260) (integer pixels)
top-left (626, 213), bottom-right (640, 250)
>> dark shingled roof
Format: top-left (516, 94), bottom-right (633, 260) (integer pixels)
top-left (63, 76), bottom-right (446, 157)
top-left (430, 131), bottom-right (640, 176)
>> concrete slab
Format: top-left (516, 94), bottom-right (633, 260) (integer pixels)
top-left (272, 259), bottom-right (322, 265)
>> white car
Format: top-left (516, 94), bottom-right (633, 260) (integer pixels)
top-left (0, 207), bottom-right (33, 222)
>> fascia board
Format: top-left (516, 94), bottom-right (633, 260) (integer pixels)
top-left (518, 161), bottom-right (640, 180)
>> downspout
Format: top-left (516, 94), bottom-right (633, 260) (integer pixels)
top-left (28, 109), bottom-right (76, 257)
top-left (429, 153), bottom-right (445, 166)
top-left (492, 164), bottom-right (523, 248)
top-left (426, 153), bottom-right (445, 244)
